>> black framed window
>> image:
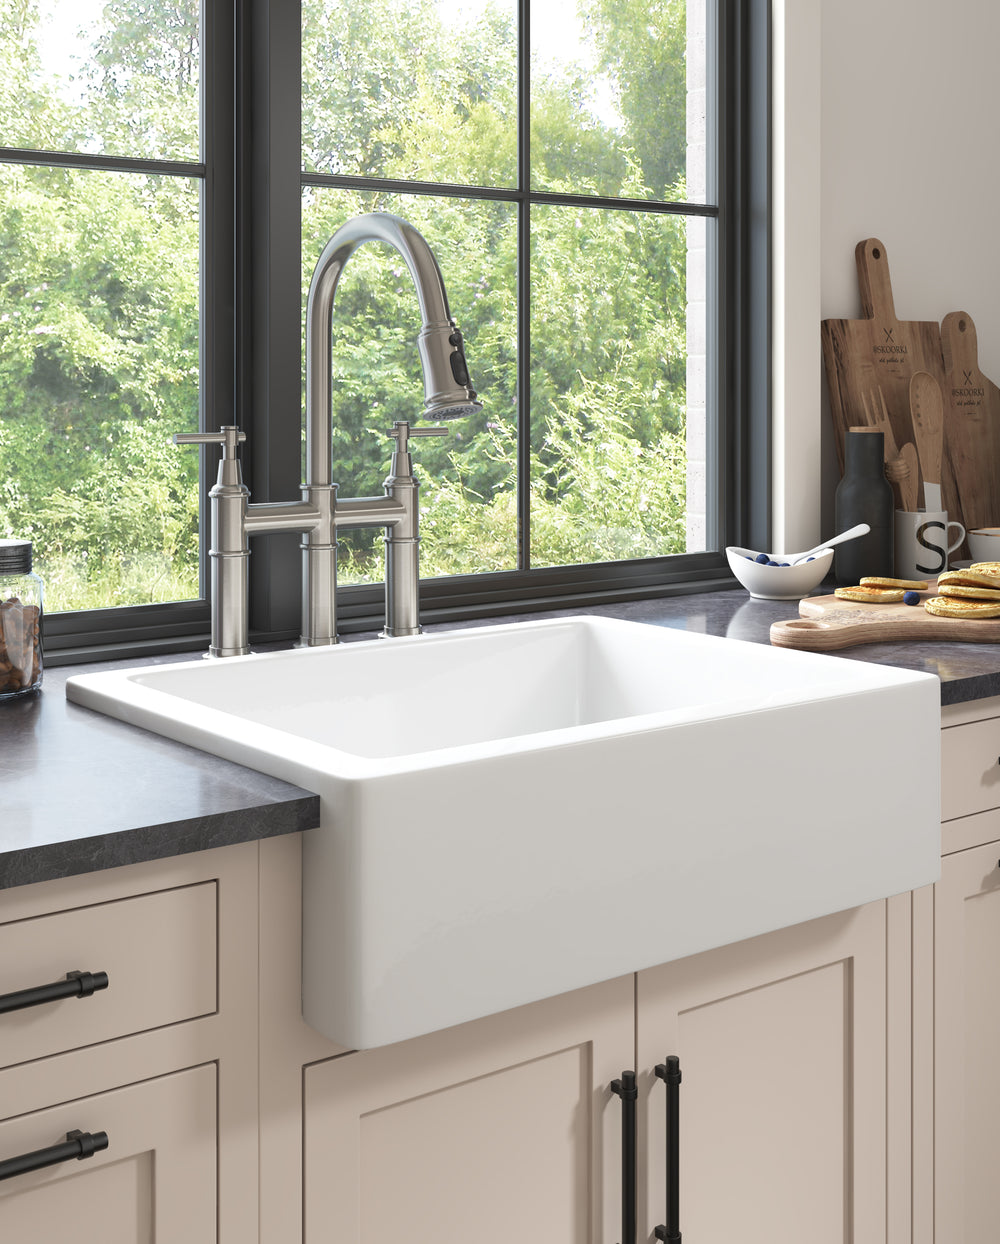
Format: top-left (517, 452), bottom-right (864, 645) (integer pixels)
top-left (3, 0), bottom-right (768, 659)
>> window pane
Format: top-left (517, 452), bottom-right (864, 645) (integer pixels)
top-left (302, 187), bottom-right (518, 581)
top-left (3, 0), bottom-right (200, 163)
top-left (529, 203), bottom-right (706, 566)
top-left (0, 165), bottom-right (200, 611)
top-left (302, 0), bottom-right (517, 187)
top-left (530, 0), bottom-right (700, 203)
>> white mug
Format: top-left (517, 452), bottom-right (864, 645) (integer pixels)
top-left (967, 527), bottom-right (1000, 564)
top-left (894, 509), bottom-right (965, 582)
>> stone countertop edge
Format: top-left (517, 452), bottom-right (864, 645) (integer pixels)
top-left (5, 585), bottom-right (1000, 892)
top-left (1, 656), bottom-right (321, 892)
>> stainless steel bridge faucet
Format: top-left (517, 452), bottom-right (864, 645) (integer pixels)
top-left (175, 213), bottom-right (482, 657)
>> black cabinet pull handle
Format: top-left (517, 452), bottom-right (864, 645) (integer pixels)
top-left (610, 1070), bottom-right (637, 1244)
top-left (654, 1055), bottom-right (682, 1243)
top-left (0, 970), bottom-right (109, 1016)
top-left (0, 1130), bottom-right (109, 1182)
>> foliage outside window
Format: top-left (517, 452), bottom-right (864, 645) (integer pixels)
top-left (299, 0), bottom-right (712, 583)
top-left (0, 0), bottom-right (733, 637)
top-left (0, 0), bottom-right (201, 614)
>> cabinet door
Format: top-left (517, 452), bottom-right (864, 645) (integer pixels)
top-left (637, 901), bottom-right (887, 1244)
top-left (933, 841), bottom-right (1000, 1243)
top-left (0, 1063), bottom-right (216, 1242)
top-left (303, 975), bottom-right (633, 1244)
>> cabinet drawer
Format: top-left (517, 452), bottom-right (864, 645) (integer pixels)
top-left (0, 1063), bottom-right (216, 1241)
top-left (0, 883), bottom-right (217, 1070)
top-left (941, 715), bottom-right (1000, 822)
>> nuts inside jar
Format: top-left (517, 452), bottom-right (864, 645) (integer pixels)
top-left (0, 597), bottom-right (42, 694)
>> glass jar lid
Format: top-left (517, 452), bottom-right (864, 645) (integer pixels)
top-left (0, 539), bottom-right (33, 575)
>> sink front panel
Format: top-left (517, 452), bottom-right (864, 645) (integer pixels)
top-left (300, 675), bottom-right (939, 1048)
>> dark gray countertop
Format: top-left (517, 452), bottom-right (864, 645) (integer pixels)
top-left (4, 584), bottom-right (1000, 892)
top-left (0, 655), bottom-right (320, 891)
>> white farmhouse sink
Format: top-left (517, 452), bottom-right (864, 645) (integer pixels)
top-left (67, 615), bottom-right (941, 1048)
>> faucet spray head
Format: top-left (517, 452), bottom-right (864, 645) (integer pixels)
top-left (418, 322), bottom-right (482, 418)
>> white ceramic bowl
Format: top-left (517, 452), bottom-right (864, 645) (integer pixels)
top-left (967, 528), bottom-right (1000, 566)
top-left (726, 546), bottom-right (834, 600)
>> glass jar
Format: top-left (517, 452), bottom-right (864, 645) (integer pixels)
top-left (0, 539), bottom-right (43, 700)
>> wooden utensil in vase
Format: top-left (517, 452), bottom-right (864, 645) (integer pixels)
top-left (860, 387), bottom-right (918, 511)
top-left (909, 371), bottom-right (945, 511)
top-left (888, 442), bottom-right (920, 513)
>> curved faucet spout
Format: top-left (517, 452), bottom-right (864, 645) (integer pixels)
top-left (305, 212), bottom-right (482, 488)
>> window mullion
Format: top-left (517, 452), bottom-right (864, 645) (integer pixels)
top-left (517, 0), bottom-right (531, 572)
top-left (243, 0), bottom-right (304, 639)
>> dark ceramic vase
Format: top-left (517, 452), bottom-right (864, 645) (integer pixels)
top-left (834, 428), bottom-right (893, 584)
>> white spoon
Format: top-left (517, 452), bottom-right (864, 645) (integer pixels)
top-left (787, 522), bottom-right (870, 565)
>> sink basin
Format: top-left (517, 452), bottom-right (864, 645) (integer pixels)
top-left (67, 615), bottom-right (941, 1048)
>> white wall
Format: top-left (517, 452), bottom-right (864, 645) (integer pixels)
top-left (775, 0), bottom-right (1000, 548)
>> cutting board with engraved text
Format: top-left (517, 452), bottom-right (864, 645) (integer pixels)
top-left (822, 238), bottom-right (948, 479)
top-left (940, 310), bottom-right (1000, 534)
top-left (769, 589), bottom-right (1000, 652)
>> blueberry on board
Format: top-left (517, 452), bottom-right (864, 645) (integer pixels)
top-left (754, 553), bottom-right (770, 564)
top-left (903, 590), bottom-right (920, 606)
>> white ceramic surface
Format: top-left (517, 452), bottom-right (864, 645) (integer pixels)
top-left (967, 527), bottom-right (1000, 564)
top-left (726, 546), bottom-right (834, 599)
top-left (67, 615), bottom-right (940, 1048)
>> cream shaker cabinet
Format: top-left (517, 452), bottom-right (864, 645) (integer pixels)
top-left (295, 899), bottom-right (888, 1244)
top-left (913, 696), bottom-right (1000, 1244)
top-left (0, 842), bottom-right (260, 1243)
top-left (637, 900), bottom-right (888, 1244)
top-left (0, 1064), bottom-right (217, 1242)
top-left (261, 824), bottom-right (890, 1244)
top-left (303, 976), bottom-right (635, 1244)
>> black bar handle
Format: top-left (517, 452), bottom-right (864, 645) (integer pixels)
top-left (610, 1070), bottom-right (637, 1244)
top-left (0, 970), bottom-right (109, 1016)
top-left (0, 1130), bottom-right (109, 1182)
top-left (654, 1055), bottom-right (682, 1243)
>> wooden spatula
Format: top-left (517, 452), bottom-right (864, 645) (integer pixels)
top-left (910, 371), bottom-right (945, 510)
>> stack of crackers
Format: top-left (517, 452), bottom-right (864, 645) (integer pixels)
top-left (832, 564), bottom-right (1000, 618)
top-left (834, 576), bottom-right (927, 604)
top-left (925, 563), bottom-right (1000, 618)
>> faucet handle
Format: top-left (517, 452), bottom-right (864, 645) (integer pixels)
top-left (386, 421), bottom-right (448, 458)
top-left (173, 425), bottom-right (246, 458)
top-left (174, 426), bottom-right (247, 490)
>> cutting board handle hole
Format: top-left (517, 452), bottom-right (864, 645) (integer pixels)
top-left (784, 620), bottom-right (825, 631)
top-left (871, 246), bottom-right (881, 259)
top-left (959, 318), bottom-right (968, 332)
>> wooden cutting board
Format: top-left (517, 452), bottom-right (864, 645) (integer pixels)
top-left (822, 238), bottom-right (948, 478)
top-left (940, 310), bottom-right (1000, 536)
top-left (769, 588), bottom-right (1000, 652)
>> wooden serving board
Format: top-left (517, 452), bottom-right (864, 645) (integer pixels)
top-left (821, 240), bottom-right (960, 518)
top-left (940, 310), bottom-right (1000, 537)
top-left (769, 588), bottom-right (1000, 652)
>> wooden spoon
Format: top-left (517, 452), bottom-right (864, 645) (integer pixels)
top-left (886, 441), bottom-right (920, 512)
top-left (909, 372), bottom-right (945, 510)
